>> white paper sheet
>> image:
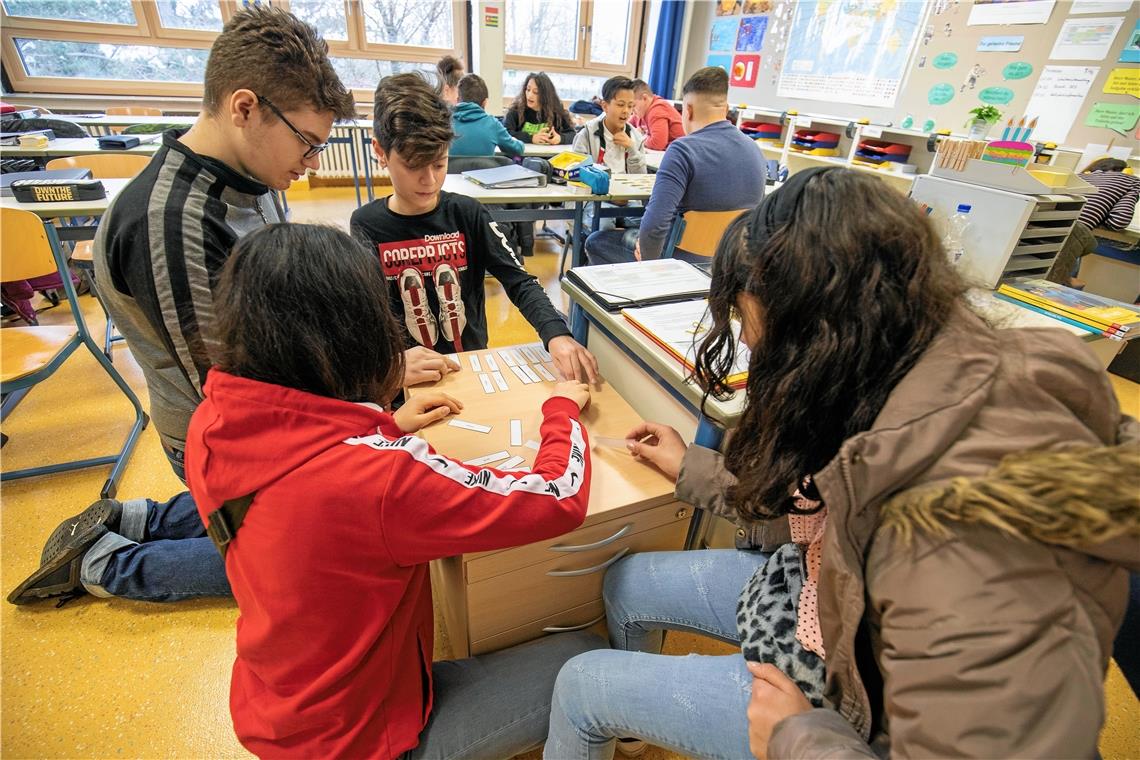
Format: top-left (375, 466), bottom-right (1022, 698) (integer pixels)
top-left (491, 371), bottom-right (509, 391)
top-left (500, 455), bottom-right (527, 470)
top-left (469, 355), bottom-right (482, 372)
top-left (1049, 17), bottom-right (1124, 60)
top-left (463, 450), bottom-right (510, 466)
top-left (484, 354), bottom-right (499, 372)
top-left (1023, 65), bottom-right (1100, 143)
top-left (1069, 0), bottom-right (1133, 14)
top-left (520, 364), bottom-right (542, 383)
top-left (510, 419), bottom-right (523, 447)
top-left (533, 363), bottom-right (556, 382)
top-left (967, 0), bottom-right (1055, 26)
top-left (478, 373), bottom-right (495, 394)
top-left (448, 419), bottom-right (492, 434)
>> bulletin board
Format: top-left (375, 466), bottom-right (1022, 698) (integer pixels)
top-left (684, 0), bottom-right (1139, 151)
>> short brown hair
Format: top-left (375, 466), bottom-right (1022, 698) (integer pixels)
top-left (203, 6), bottom-right (355, 121)
top-left (682, 66), bottom-right (729, 98)
top-left (372, 73), bottom-right (454, 168)
top-left (630, 79), bottom-right (652, 96)
top-left (457, 73), bottom-right (489, 105)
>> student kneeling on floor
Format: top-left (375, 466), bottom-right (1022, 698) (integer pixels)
top-left (187, 223), bottom-right (604, 759)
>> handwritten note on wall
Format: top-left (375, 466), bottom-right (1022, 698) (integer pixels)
top-left (1024, 66), bottom-right (1100, 143)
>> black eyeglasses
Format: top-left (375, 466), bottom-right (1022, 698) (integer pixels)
top-left (256, 94), bottom-right (329, 159)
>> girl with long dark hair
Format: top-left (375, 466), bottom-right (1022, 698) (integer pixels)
top-left (543, 167), bottom-right (1139, 759)
top-left (504, 72), bottom-right (576, 145)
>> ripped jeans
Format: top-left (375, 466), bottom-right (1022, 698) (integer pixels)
top-left (544, 549), bottom-right (769, 760)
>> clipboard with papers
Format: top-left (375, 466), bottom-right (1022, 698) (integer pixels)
top-left (621, 299), bottom-right (750, 389)
top-left (461, 164), bottom-right (547, 189)
top-left (564, 259), bottom-right (711, 312)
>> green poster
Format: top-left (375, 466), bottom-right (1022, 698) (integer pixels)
top-left (1085, 102), bottom-right (1140, 134)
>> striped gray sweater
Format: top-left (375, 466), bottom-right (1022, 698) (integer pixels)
top-left (93, 129), bottom-right (282, 451)
top-left (1078, 170), bottom-right (1139, 231)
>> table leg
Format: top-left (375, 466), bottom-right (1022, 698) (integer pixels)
top-left (571, 202), bottom-right (586, 269)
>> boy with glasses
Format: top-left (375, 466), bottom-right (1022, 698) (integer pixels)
top-left (7, 7), bottom-right (461, 606)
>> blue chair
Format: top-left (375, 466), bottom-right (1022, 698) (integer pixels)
top-left (1, 207), bottom-right (149, 498)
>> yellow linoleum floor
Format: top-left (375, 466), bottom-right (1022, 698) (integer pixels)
top-left (2, 185), bottom-right (1138, 759)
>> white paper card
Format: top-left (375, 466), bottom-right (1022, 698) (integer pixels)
top-left (1068, 0), bottom-right (1132, 14)
top-left (533, 363), bottom-right (556, 382)
top-left (478, 373), bottom-right (495, 394)
top-left (449, 419), bottom-right (492, 433)
top-left (500, 455), bottom-right (527, 470)
top-left (469, 354), bottom-right (482, 372)
top-left (1024, 65), bottom-right (1100, 143)
top-left (524, 439), bottom-right (541, 450)
top-left (510, 419), bottom-right (523, 446)
top-left (484, 354), bottom-right (499, 371)
top-left (862, 125), bottom-right (883, 138)
top-left (968, 0), bottom-right (1054, 25)
top-left (1050, 17), bottom-right (1124, 60)
top-left (463, 450), bottom-right (510, 466)
top-left (498, 350), bottom-right (518, 367)
top-left (518, 346), bottom-right (538, 363)
top-left (520, 364), bottom-right (542, 383)
top-left (537, 346), bottom-right (552, 362)
top-left (492, 371), bottom-right (509, 391)
top-left (509, 365), bottom-right (532, 384)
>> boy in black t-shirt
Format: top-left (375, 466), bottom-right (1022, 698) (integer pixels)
top-left (351, 73), bottom-right (599, 383)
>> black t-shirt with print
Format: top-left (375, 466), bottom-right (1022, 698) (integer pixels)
top-left (350, 191), bottom-right (570, 355)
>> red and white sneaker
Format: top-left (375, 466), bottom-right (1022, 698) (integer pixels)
top-left (434, 263), bottom-right (467, 354)
top-left (399, 267), bottom-right (438, 348)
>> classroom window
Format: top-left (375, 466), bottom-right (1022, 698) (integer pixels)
top-left (503, 68), bottom-right (608, 104)
top-left (506, 0), bottom-right (580, 61)
top-left (287, 0), bottom-right (348, 41)
top-left (1, 0), bottom-right (137, 25)
top-left (502, 0), bottom-right (645, 101)
top-left (154, 0), bottom-right (223, 32)
top-left (12, 37), bottom-right (209, 82)
top-left (330, 56), bottom-right (432, 91)
top-left (361, 0), bottom-right (453, 49)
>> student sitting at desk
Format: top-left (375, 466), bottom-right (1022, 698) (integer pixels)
top-left (585, 66), bottom-right (765, 266)
top-left (449, 73), bottom-right (524, 158)
top-left (503, 73), bottom-right (576, 146)
top-left (545, 167), bottom-right (1139, 760)
top-left (629, 79), bottom-right (683, 151)
top-left (1048, 157), bottom-right (1140, 286)
top-left (351, 73), bottom-right (599, 383)
top-left (435, 54), bottom-right (464, 106)
top-left (572, 76), bottom-right (647, 176)
top-left (187, 222), bottom-right (602, 759)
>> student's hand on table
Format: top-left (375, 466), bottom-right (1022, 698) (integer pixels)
top-left (611, 129), bottom-right (633, 149)
top-left (532, 130), bottom-right (551, 145)
top-left (625, 422), bottom-right (686, 480)
top-left (548, 336), bottom-right (600, 384)
top-left (633, 239), bottom-right (642, 262)
top-left (550, 381), bottom-right (590, 411)
top-left (546, 128), bottom-right (562, 145)
top-left (403, 346), bottom-right (460, 386)
top-left (746, 662), bottom-right (812, 760)
top-left (394, 392), bottom-right (463, 433)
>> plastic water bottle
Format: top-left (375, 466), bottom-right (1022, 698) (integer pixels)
top-left (942, 204), bottom-right (972, 266)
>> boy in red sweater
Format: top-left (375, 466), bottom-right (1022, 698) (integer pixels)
top-left (186, 223), bottom-right (602, 759)
top-left (630, 79), bottom-right (683, 151)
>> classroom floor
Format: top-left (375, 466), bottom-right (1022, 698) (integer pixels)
top-left (1, 184), bottom-right (1137, 759)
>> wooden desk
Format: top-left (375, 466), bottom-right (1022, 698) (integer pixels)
top-left (408, 342), bottom-right (687, 657)
top-left (0, 137), bottom-right (162, 158)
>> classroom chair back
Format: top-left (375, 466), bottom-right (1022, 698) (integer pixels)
top-left (0, 207), bottom-right (149, 498)
top-left (662, 208), bottom-right (750, 259)
top-left (46, 153), bottom-right (152, 180)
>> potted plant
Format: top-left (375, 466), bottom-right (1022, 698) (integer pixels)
top-left (965, 105), bottom-right (1001, 140)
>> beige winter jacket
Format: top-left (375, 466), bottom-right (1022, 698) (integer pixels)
top-left (676, 309), bottom-right (1140, 758)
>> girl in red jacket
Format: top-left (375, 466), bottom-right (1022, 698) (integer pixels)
top-left (186, 223), bottom-right (602, 759)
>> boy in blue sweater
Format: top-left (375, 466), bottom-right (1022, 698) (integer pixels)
top-left (585, 67), bottom-right (765, 265)
top-left (450, 74), bottom-right (525, 157)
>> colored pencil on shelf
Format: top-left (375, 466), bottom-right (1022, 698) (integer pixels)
top-left (1022, 116), bottom-right (1038, 142)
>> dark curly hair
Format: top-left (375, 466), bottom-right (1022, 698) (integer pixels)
top-left (694, 167), bottom-right (966, 521)
top-left (372, 72), bottom-right (454, 169)
top-left (511, 72), bottom-right (573, 135)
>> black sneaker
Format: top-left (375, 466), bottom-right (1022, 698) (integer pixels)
top-left (8, 499), bottom-right (122, 605)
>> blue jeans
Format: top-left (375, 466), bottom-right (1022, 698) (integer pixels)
top-left (544, 549), bottom-right (769, 759)
top-left (585, 229), bottom-right (638, 266)
top-left (406, 631), bottom-right (606, 759)
top-left (81, 492), bottom-right (231, 602)
top-left (1114, 572), bottom-right (1140, 698)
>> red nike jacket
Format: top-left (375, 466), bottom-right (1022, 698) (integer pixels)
top-left (185, 370), bottom-right (591, 759)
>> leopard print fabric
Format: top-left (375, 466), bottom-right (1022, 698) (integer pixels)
top-left (736, 543), bottom-right (828, 708)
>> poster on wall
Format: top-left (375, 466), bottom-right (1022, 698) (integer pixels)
top-left (1023, 65), bottom-right (1099, 142)
top-left (1068, 0), bottom-right (1133, 14)
top-left (776, 0), bottom-right (925, 107)
top-left (1085, 102), bottom-right (1140, 134)
top-left (1120, 20), bottom-right (1140, 62)
top-left (710, 18), bottom-right (740, 51)
top-left (1049, 17), bottom-right (1124, 60)
top-left (737, 16), bottom-right (768, 51)
top-left (731, 55), bottom-right (762, 87)
top-left (967, 0), bottom-right (1056, 26)
top-left (716, 0), bottom-right (742, 16)
top-left (707, 54), bottom-right (733, 73)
